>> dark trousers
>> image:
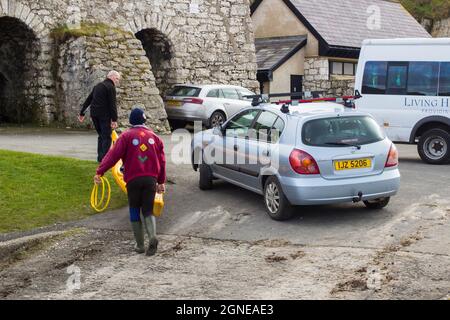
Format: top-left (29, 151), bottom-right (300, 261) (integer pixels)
top-left (126, 176), bottom-right (157, 218)
top-left (91, 116), bottom-right (112, 163)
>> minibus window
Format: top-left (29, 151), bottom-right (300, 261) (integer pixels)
top-left (362, 61), bottom-right (387, 94)
top-left (439, 63), bottom-right (450, 97)
top-left (387, 63), bottom-right (408, 95)
top-left (408, 62), bottom-right (439, 96)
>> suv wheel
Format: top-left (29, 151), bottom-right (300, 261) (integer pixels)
top-left (418, 128), bottom-right (450, 165)
top-left (264, 177), bottom-right (293, 221)
top-left (364, 197), bottom-right (390, 210)
top-left (209, 111), bottom-right (226, 129)
top-left (199, 163), bottom-right (213, 190)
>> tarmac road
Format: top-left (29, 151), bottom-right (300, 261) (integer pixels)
top-left (0, 127), bottom-right (449, 299)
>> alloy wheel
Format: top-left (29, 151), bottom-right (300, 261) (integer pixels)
top-left (265, 182), bottom-right (280, 214)
top-left (211, 113), bottom-right (225, 127)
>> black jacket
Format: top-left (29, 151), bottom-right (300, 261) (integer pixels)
top-left (80, 79), bottom-right (118, 121)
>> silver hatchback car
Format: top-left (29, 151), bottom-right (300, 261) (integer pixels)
top-left (165, 84), bottom-right (256, 129)
top-left (191, 102), bottom-right (401, 220)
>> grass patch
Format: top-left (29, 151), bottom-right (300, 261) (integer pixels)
top-left (0, 150), bottom-right (128, 233)
top-left (401, 0), bottom-right (450, 20)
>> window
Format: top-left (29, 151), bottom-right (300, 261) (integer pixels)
top-left (272, 117), bottom-right (285, 143)
top-left (206, 89), bottom-right (224, 98)
top-left (237, 88), bottom-right (255, 100)
top-left (302, 116), bottom-right (385, 147)
top-left (331, 62), bottom-right (343, 75)
top-left (330, 61), bottom-right (357, 76)
top-left (222, 88), bottom-right (240, 100)
top-left (363, 61), bottom-right (450, 96)
top-left (251, 111), bottom-right (279, 142)
top-left (225, 109), bottom-right (260, 138)
top-left (439, 62), bottom-right (450, 96)
top-left (387, 63), bottom-right (408, 95)
top-left (344, 63), bottom-right (354, 75)
top-left (168, 86), bottom-right (201, 97)
top-left (362, 61), bottom-right (388, 94)
top-left (407, 62), bottom-right (439, 96)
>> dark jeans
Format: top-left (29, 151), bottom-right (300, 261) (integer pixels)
top-left (91, 116), bottom-right (112, 163)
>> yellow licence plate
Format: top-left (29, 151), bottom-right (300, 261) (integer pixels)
top-left (167, 100), bottom-right (182, 107)
top-left (334, 158), bottom-right (372, 171)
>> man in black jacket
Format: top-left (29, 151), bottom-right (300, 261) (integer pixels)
top-left (79, 71), bottom-right (121, 162)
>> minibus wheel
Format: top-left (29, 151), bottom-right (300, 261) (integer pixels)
top-left (418, 128), bottom-right (450, 165)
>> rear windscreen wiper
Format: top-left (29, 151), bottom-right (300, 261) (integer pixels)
top-left (324, 142), bottom-right (362, 150)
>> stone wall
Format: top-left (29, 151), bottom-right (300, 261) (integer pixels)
top-left (55, 31), bottom-right (169, 132)
top-left (432, 18), bottom-right (450, 37)
top-left (0, 0), bottom-right (259, 132)
top-left (303, 57), bottom-right (355, 97)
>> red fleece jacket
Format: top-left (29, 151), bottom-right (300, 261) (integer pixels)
top-left (97, 126), bottom-right (166, 184)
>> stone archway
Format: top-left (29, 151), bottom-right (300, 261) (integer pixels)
top-left (135, 28), bottom-right (176, 98)
top-left (0, 16), bottom-right (40, 124)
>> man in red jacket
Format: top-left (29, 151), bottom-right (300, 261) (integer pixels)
top-left (94, 108), bottom-right (166, 256)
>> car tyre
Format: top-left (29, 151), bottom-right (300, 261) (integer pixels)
top-left (364, 197), bottom-right (390, 210)
top-left (208, 111), bottom-right (226, 129)
top-left (199, 163), bottom-right (213, 190)
top-left (264, 176), bottom-right (293, 221)
top-left (417, 128), bottom-right (450, 165)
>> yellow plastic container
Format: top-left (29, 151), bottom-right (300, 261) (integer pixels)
top-left (153, 193), bottom-right (165, 217)
top-left (111, 130), bottom-right (128, 194)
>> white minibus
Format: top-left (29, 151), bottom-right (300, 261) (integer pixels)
top-left (355, 38), bottom-right (450, 164)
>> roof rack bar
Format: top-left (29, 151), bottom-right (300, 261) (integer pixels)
top-left (244, 91), bottom-right (362, 108)
top-left (276, 95), bottom-right (357, 105)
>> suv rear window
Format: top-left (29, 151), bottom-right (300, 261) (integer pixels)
top-left (168, 86), bottom-right (201, 97)
top-left (302, 116), bottom-right (385, 147)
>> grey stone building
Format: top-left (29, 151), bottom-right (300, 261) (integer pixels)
top-left (251, 0), bottom-right (431, 100)
top-left (0, 0), bottom-right (259, 132)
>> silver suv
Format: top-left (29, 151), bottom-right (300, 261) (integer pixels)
top-left (192, 102), bottom-right (401, 220)
top-left (164, 84), bottom-right (256, 129)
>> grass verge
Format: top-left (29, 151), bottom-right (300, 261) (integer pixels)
top-left (0, 150), bottom-right (128, 233)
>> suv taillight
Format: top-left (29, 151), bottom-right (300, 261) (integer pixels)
top-left (385, 144), bottom-right (399, 168)
top-left (183, 98), bottom-right (204, 105)
top-left (289, 149), bottom-right (320, 175)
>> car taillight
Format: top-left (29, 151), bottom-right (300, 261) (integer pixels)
top-left (385, 144), bottom-right (399, 168)
top-left (183, 98), bottom-right (204, 105)
top-left (289, 149), bottom-right (320, 175)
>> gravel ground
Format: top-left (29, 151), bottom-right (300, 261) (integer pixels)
top-left (1, 196), bottom-right (449, 300)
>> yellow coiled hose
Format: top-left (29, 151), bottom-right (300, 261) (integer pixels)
top-left (90, 176), bottom-right (112, 213)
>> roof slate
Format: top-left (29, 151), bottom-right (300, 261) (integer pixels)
top-left (288, 0), bottom-right (431, 48)
top-left (255, 35), bottom-right (307, 71)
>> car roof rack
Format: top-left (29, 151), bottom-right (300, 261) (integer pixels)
top-left (244, 91), bottom-right (363, 113)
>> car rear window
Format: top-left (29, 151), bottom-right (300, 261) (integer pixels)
top-left (302, 116), bottom-right (385, 147)
top-left (168, 86), bottom-right (201, 97)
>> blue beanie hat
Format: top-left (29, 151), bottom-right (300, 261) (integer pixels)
top-left (129, 108), bottom-right (147, 126)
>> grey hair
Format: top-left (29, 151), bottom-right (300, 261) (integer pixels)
top-left (107, 70), bottom-right (121, 79)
